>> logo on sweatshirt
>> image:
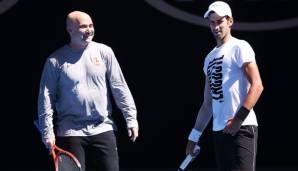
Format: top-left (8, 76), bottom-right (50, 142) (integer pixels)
top-left (91, 56), bottom-right (101, 65)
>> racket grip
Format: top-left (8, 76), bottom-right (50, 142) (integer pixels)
top-left (178, 145), bottom-right (200, 171)
top-left (178, 154), bottom-right (193, 171)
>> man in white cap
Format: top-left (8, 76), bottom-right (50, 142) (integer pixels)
top-left (184, 1), bottom-right (264, 171)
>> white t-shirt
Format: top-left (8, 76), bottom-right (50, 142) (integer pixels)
top-left (203, 37), bottom-right (258, 131)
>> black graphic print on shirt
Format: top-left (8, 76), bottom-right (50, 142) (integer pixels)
top-left (207, 55), bottom-right (224, 103)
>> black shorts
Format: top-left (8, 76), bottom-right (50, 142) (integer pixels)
top-left (213, 125), bottom-right (258, 171)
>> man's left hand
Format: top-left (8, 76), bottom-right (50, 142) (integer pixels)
top-left (223, 117), bottom-right (243, 136)
top-left (128, 127), bottom-right (139, 142)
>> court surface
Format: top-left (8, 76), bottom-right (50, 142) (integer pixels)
top-left (6, 168), bottom-right (297, 171)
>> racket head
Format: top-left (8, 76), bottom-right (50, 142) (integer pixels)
top-left (51, 145), bottom-right (82, 171)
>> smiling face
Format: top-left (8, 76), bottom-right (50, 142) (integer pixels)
top-left (66, 11), bottom-right (94, 49)
top-left (207, 12), bottom-right (233, 46)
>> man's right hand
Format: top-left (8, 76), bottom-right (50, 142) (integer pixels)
top-left (43, 137), bottom-right (55, 151)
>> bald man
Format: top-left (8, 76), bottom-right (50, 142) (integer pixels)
top-left (36, 11), bottom-right (139, 171)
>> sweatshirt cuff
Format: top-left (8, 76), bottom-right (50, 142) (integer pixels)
top-left (127, 120), bottom-right (139, 128)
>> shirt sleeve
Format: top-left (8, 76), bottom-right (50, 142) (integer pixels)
top-left (235, 40), bottom-right (256, 68)
top-left (103, 46), bottom-right (138, 128)
top-left (37, 58), bottom-right (59, 142)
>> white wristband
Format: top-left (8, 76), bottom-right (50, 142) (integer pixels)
top-left (188, 128), bottom-right (202, 142)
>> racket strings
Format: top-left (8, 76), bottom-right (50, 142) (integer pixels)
top-left (57, 154), bottom-right (81, 171)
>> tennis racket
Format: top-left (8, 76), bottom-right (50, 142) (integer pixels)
top-left (51, 144), bottom-right (82, 171)
top-left (178, 145), bottom-right (200, 171)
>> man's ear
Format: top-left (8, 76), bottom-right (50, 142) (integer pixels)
top-left (228, 17), bottom-right (234, 26)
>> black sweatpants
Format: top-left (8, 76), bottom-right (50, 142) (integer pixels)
top-left (213, 125), bottom-right (258, 171)
top-left (56, 130), bottom-right (119, 171)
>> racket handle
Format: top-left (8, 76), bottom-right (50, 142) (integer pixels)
top-left (178, 145), bottom-right (200, 171)
top-left (178, 154), bottom-right (193, 171)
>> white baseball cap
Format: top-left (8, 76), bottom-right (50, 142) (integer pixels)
top-left (204, 1), bottom-right (232, 18)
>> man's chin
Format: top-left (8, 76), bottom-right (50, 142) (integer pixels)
top-left (86, 36), bottom-right (94, 42)
top-left (213, 34), bottom-right (223, 40)
top-left (85, 38), bottom-right (93, 43)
